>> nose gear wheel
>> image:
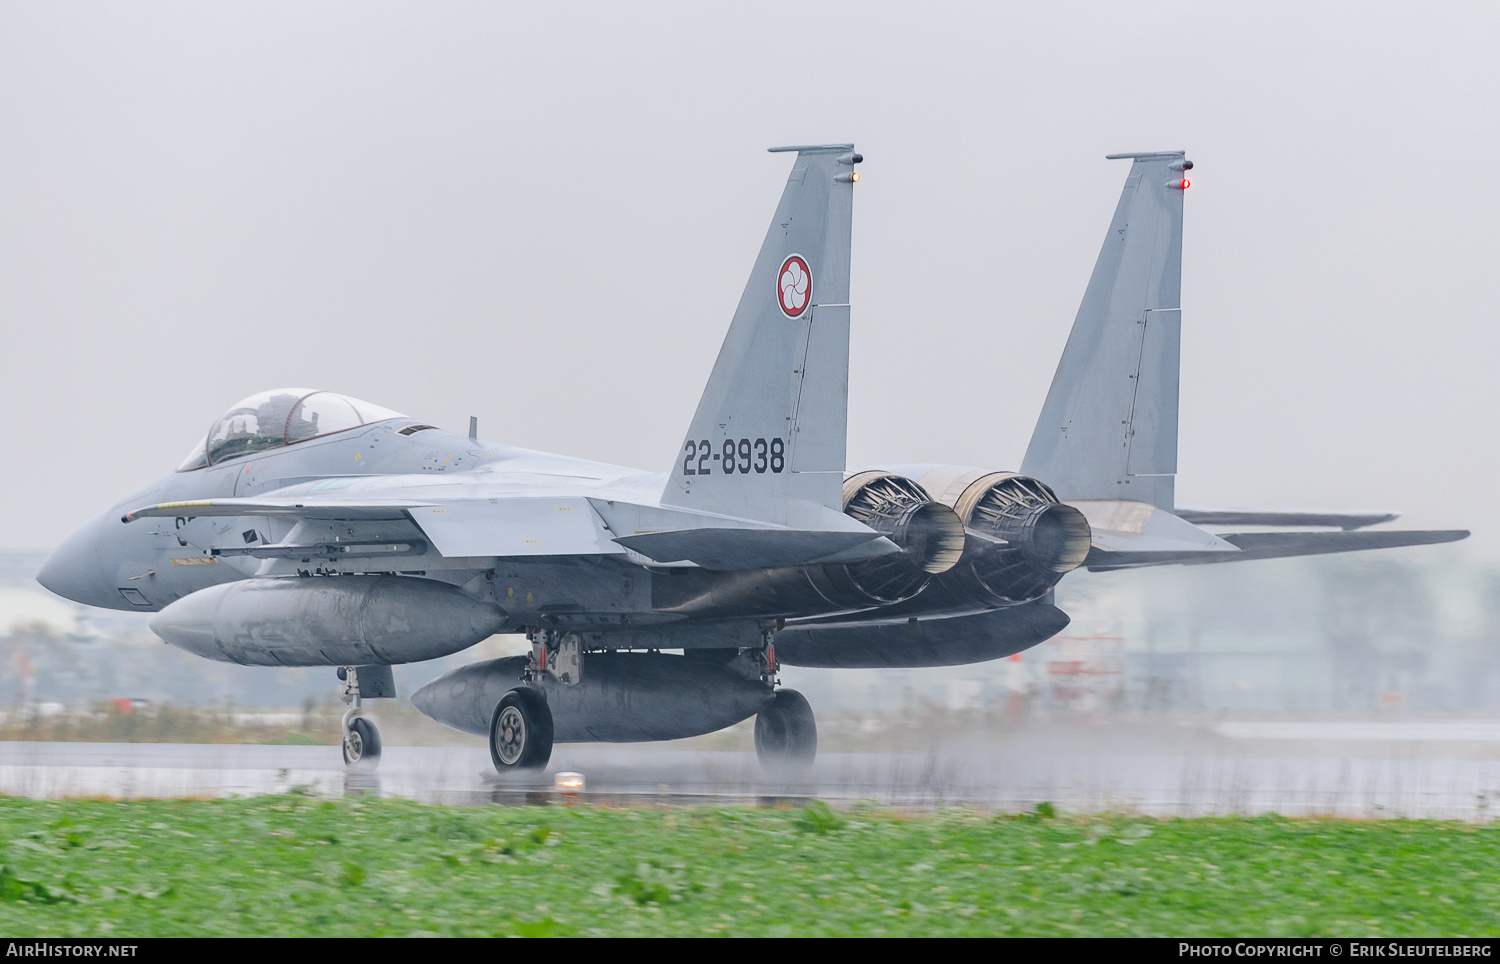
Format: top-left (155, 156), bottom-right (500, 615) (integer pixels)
top-left (342, 717), bottom-right (381, 769)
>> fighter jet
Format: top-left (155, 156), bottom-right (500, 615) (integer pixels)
top-left (37, 145), bottom-right (1467, 773)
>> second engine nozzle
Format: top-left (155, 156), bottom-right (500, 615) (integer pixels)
top-left (838, 471), bottom-right (966, 603)
top-left (948, 472), bottom-right (1092, 604)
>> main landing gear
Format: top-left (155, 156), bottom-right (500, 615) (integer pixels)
top-left (489, 687), bottom-right (554, 772)
top-left (479, 628), bottom-right (819, 777)
top-left (487, 631), bottom-right (563, 775)
top-left (755, 690), bottom-right (817, 773)
top-left (338, 665), bottom-right (393, 770)
top-left (751, 630), bottom-right (818, 774)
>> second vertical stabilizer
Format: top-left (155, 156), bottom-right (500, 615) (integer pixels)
top-left (1021, 152), bottom-right (1188, 510)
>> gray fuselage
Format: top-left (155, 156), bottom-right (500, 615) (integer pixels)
top-left (38, 417), bottom-right (663, 630)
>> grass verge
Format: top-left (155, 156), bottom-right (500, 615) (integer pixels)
top-left (0, 796), bottom-right (1495, 937)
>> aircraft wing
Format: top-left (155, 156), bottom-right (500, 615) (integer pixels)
top-left (124, 493), bottom-right (898, 568)
top-left (410, 502), bottom-right (895, 564)
top-left (124, 496), bottom-right (637, 559)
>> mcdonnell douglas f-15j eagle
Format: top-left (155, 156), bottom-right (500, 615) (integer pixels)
top-left (38, 145), bottom-right (1468, 773)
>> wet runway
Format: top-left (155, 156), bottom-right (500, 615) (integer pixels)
top-left (4, 724), bottom-right (1499, 819)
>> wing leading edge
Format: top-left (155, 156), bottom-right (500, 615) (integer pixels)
top-left (121, 498), bottom-right (432, 523)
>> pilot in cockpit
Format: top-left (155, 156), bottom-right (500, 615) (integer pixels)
top-left (176, 389), bottom-right (404, 471)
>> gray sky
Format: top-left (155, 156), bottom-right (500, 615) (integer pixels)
top-left (2, 2), bottom-right (1496, 558)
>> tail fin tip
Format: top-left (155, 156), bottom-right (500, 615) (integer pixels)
top-left (768, 143), bottom-right (855, 154)
top-left (1105, 150), bottom-right (1186, 160)
top-left (1021, 152), bottom-right (1189, 510)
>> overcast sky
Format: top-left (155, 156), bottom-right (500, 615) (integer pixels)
top-left (2, 2), bottom-right (1496, 561)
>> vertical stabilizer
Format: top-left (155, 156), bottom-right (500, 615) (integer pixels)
top-left (663, 145), bottom-right (859, 526)
top-left (1021, 152), bottom-right (1188, 510)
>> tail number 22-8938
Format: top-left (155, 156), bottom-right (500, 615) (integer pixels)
top-left (683, 438), bottom-right (785, 476)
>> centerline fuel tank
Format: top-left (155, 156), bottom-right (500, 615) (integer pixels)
top-left (412, 652), bottom-right (774, 743)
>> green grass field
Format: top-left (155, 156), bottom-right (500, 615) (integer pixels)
top-left (0, 795), bottom-right (1495, 937)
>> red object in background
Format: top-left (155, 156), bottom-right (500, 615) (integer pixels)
top-left (111, 697), bottom-right (133, 715)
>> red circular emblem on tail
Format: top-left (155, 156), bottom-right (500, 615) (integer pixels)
top-left (777, 255), bottom-right (812, 318)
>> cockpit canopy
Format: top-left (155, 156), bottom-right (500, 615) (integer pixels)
top-left (177, 389), bottom-right (405, 471)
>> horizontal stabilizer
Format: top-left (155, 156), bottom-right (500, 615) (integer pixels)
top-left (613, 528), bottom-right (894, 570)
top-left (1175, 508), bottom-right (1400, 530)
top-left (1220, 529), bottom-right (1470, 558)
top-left (1086, 528), bottom-right (1469, 571)
top-left (1070, 499), bottom-right (1234, 554)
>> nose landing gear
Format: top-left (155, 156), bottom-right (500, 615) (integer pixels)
top-left (338, 665), bottom-right (394, 771)
top-left (343, 715), bottom-right (382, 767)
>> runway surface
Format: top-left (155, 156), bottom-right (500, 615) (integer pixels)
top-left (4, 721), bottom-right (1500, 819)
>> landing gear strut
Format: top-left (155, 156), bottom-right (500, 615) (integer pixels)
top-left (751, 625), bottom-right (817, 774)
top-left (338, 666), bottom-right (385, 770)
top-left (484, 630), bottom-right (568, 776)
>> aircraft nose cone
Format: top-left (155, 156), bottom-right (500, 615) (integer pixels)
top-left (37, 522), bottom-right (109, 607)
